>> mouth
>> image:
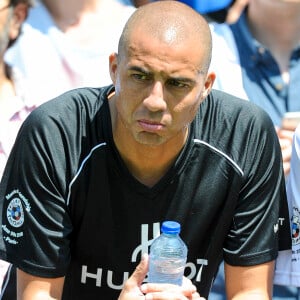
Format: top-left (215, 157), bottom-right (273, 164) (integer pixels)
top-left (137, 119), bottom-right (165, 132)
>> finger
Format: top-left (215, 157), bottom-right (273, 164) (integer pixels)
top-left (283, 162), bottom-right (290, 176)
top-left (144, 291), bottom-right (186, 300)
top-left (142, 283), bottom-right (181, 293)
top-left (281, 143), bottom-right (291, 178)
top-left (145, 291), bottom-right (206, 300)
top-left (181, 277), bottom-right (197, 295)
top-left (191, 291), bottom-right (206, 299)
top-left (277, 129), bottom-right (295, 140)
top-left (141, 283), bottom-right (200, 300)
top-left (281, 144), bottom-right (292, 161)
top-left (279, 138), bottom-right (291, 151)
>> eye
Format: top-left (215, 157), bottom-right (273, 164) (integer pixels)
top-left (167, 79), bottom-right (189, 89)
top-left (131, 73), bottom-right (151, 82)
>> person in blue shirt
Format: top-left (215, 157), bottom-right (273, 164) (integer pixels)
top-left (209, 0), bottom-right (300, 298)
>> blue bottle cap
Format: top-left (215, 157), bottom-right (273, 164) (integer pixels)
top-left (161, 221), bottom-right (181, 234)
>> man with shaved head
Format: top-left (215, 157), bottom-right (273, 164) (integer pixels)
top-left (0, 1), bottom-right (290, 299)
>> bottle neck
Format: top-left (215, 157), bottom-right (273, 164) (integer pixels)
top-left (162, 233), bottom-right (179, 237)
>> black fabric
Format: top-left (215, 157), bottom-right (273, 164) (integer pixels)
top-left (0, 86), bottom-right (290, 299)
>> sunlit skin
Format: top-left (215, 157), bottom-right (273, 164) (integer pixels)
top-left (111, 39), bottom-right (210, 146)
top-left (108, 26), bottom-right (215, 186)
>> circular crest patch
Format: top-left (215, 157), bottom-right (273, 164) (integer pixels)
top-left (292, 208), bottom-right (300, 246)
top-left (7, 197), bottom-right (24, 228)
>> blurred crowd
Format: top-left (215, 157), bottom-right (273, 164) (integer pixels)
top-left (0, 0), bottom-right (300, 299)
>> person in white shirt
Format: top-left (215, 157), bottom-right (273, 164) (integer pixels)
top-left (5, 0), bottom-right (136, 104)
top-left (0, 0), bottom-right (33, 294)
top-left (275, 124), bottom-right (300, 287)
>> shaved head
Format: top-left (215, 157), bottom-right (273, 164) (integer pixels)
top-left (118, 0), bottom-right (212, 72)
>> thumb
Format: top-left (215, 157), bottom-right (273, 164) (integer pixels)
top-left (129, 253), bottom-right (149, 286)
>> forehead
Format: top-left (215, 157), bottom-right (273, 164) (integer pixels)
top-left (124, 28), bottom-right (205, 76)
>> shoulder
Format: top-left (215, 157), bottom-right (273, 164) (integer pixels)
top-left (193, 89), bottom-right (282, 180)
top-left (24, 86), bottom-right (111, 132)
top-left (195, 89), bottom-right (276, 152)
top-left (207, 89), bottom-right (272, 123)
top-left (32, 87), bottom-right (101, 111)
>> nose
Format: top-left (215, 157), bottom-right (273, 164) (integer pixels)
top-left (143, 81), bottom-right (167, 112)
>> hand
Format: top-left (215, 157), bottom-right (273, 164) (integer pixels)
top-left (276, 127), bottom-right (295, 176)
top-left (141, 277), bottom-right (205, 300)
top-left (226, 0), bottom-right (249, 24)
top-left (118, 254), bottom-right (205, 300)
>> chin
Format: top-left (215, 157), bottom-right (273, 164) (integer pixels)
top-left (135, 133), bottom-right (165, 147)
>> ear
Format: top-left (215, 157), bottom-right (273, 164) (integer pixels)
top-left (109, 52), bottom-right (118, 85)
top-left (201, 71), bottom-right (216, 99)
top-left (9, 3), bottom-right (28, 41)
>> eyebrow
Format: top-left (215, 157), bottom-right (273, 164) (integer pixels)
top-left (127, 66), bottom-right (200, 83)
top-left (128, 66), bottom-right (151, 75)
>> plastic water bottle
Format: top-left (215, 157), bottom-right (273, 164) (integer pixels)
top-left (148, 221), bottom-right (188, 285)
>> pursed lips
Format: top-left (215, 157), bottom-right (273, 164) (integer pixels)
top-left (137, 119), bottom-right (165, 132)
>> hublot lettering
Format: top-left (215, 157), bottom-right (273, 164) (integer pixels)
top-left (81, 265), bottom-right (102, 286)
top-left (107, 270), bottom-right (129, 289)
top-left (131, 223), bottom-right (160, 262)
top-left (80, 223), bottom-right (208, 290)
top-left (80, 260), bottom-right (207, 289)
top-left (185, 259), bottom-right (208, 282)
top-left (81, 266), bottom-right (130, 289)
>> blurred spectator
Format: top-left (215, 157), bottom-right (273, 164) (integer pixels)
top-left (210, 0), bottom-right (300, 174)
top-left (209, 0), bottom-right (300, 298)
top-left (275, 124), bottom-right (300, 289)
top-left (0, 0), bottom-right (33, 294)
top-left (5, 0), bottom-right (135, 103)
top-left (119, 0), bottom-right (249, 23)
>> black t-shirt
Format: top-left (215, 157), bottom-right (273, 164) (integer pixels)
top-left (0, 85), bottom-right (290, 299)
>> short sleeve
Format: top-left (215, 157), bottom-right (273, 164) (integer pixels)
top-left (223, 106), bottom-right (291, 265)
top-left (0, 102), bottom-right (77, 277)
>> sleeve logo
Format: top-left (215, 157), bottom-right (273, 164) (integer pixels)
top-left (7, 197), bottom-right (24, 228)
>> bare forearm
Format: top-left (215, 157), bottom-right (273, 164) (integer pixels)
top-left (17, 269), bottom-right (64, 300)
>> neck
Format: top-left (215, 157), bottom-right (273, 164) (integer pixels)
top-left (109, 96), bottom-right (189, 187)
top-left (116, 129), bottom-right (188, 187)
top-left (247, 2), bottom-right (300, 72)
